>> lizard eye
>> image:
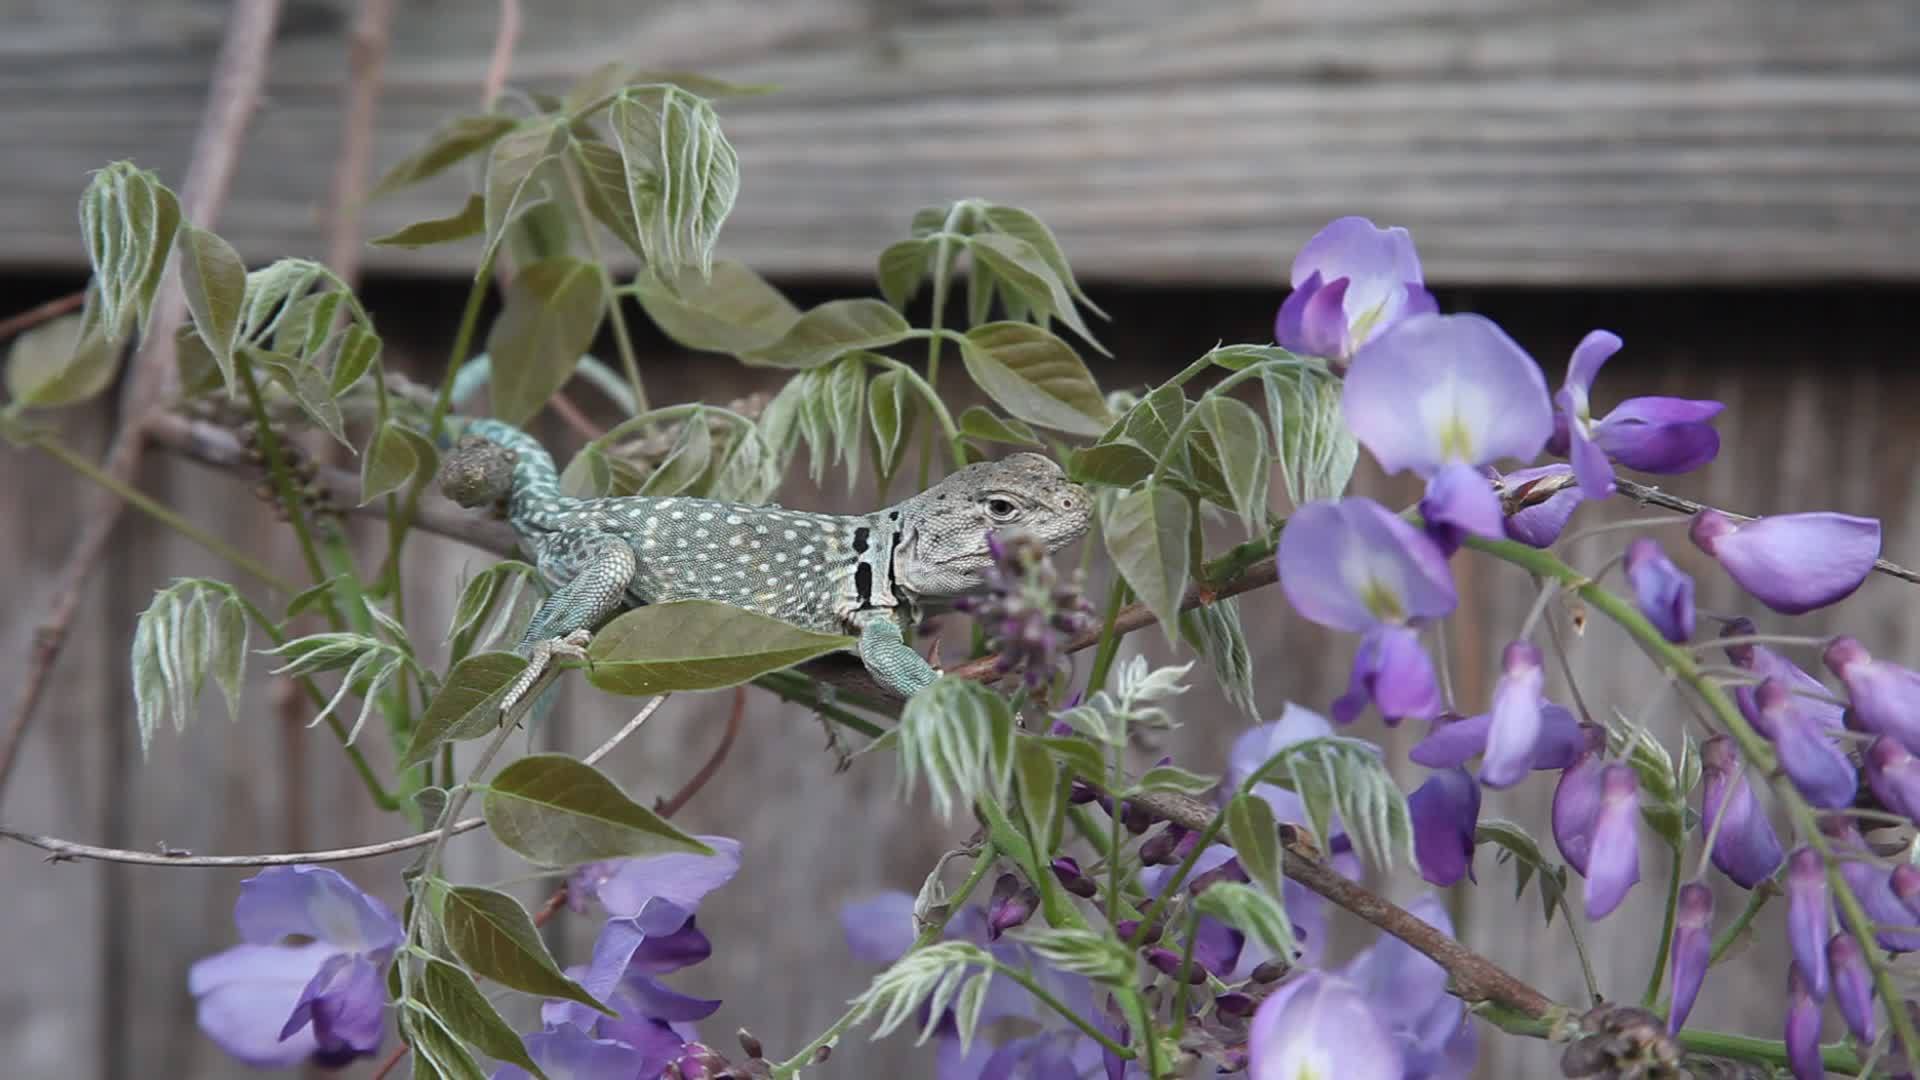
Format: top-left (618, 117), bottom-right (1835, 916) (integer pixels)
top-left (985, 496), bottom-right (1019, 521)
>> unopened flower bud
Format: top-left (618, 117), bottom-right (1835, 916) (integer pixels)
top-left (1050, 856), bottom-right (1097, 899)
top-left (986, 873), bottom-right (1037, 940)
top-left (1145, 946), bottom-right (1207, 984)
top-left (1214, 991), bottom-right (1256, 1019)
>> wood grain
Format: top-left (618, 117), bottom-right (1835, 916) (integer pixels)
top-left (4, 0), bottom-right (1919, 284)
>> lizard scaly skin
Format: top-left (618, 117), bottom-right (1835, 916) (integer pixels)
top-left (453, 419), bottom-right (1092, 707)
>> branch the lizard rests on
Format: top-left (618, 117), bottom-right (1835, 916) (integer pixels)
top-left (434, 419), bottom-right (1093, 704)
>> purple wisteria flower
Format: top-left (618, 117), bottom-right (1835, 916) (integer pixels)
top-left (1551, 726), bottom-right (1608, 875)
top-left (987, 873), bottom-right (1039, 939)
top-left (1408, 767), bottom-right (1480, 887)
top-left (1699, 735), bottom-right (1783, 889)
top-left (1274, 216), bottom-right (1435, 365)
top-left (1785, 848), bottom-right (1830, 1000)
top-left (1409, 706), bottom-right (1584, 773)
top-left (1481, 641), bottom-right (1546, 788)
top-left (1248, 971), bottom-right (1403, 1080)
top-left (1751, 678), bottom-right (1856, 809)
top-left (1784, 967), bottom-right (1824, 1080)
top-left (1584, 765), bottom-right (1642, 919)
top-left (1495, 464), bottom-right (1584, 548)
top-left (1342, 313), bottom-right (1555, 548)
top-left (1666, 883), bottom-right (1714, 1034)
top-left (1828, 933), bottom-right (1876, 1044)
top-left (1279, 498), bottom-right (1455, 725)
top-left (568, 836), bottom-right (744, 917)
top-left (188, 866), bottom-right (402, 1068)
top-left (1549, 330), bottom-right (1723, 499)
top-left (1825, 636), bottom-right (1920, 754)
top-left (1690, 510), bottom-right (1880, 614)
top-left (1339, 895), bottom-right (1477, 1078)
top-left (1865, 736), bottom-right (1920, 822)
top-left (1722, 620), bottom-right (1843, 735)
top-left (1623, 538), bottom-right (1694, 643)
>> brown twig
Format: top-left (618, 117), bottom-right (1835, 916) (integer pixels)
top-left (656, 686), bottom-right (744, 819)
top-left (1126, 790), bottom-right (1559, 1020)
top-left (480, 0), bottom-right (523, 111)
top-left (369, 1043), bottom-right (406, 1080)
top-left (0, 0), bottom-right (286, 806)
top-left (323, 0), bottom-right (396, 283)
top-left (1614, 476), bottom-right (1920, 586)
top-left (0, 290), bottom-right (86, 344)
top-left (549, 390), bottom-right (608, 443)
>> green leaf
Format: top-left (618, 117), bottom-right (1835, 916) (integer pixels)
top-left (174, 224), bottom-right (247, 389)
top-left (373, 114), bottom-right (518, 196)
top-left (480, 121), bottom-right (565, 272)
top-left (238, 259), bottom-right (331, 345)
top-left (1262, 362), bottom-right (1357, 506)
top-left (868, 368), bottom-right (911, 480)
top-left (846, 941), bottom-right (991, 1043)
top-left (253, 351), bottom-right (350, 447)
top-left (742, 299), bottom-right (910, 370)
top-left (1133, 764), bottom-right (1219, 798)
top-left (371, 193), bottom-right (486, 248)
top-left (1033, 735), bottom-right (1105, 786)
top-left (5, 300), bottom-right (121, 409)
top-left (403, 1009), bottom-right (489, 1080)
top-left (820, 354), bottom-right (867, 488)
top-left (631, 259), bottom-right (800, 355)
top-left (440, 885), bottom-right (610, 1013)
top-left (361, 421), bottom-right (425, 504)
top-left (1193, 395), bottom-right (1270, 528)
top-left (419, 959), bottom-right (550, 1080)
top-left (965, 233), bottom-right (1106, 355)
top-left (957, 406), bottom-right (1039, 447)
top-left (896, 677), bottom-right (1015, 822)
top-left (1067, 440), bottom-right (1157, 488)
top-left (485, 255), bottom-right (606, 426)
top-left (586, 601), bottom-right (854, 695)
top-left (980, 205), bottom-right (1105, 316)
top-left (877, 238), bottom-right (932, 311)
top-left (1200, 343), bottom-right (1311, 371)
top-left (1179, 598), bottom-right (1256, 718)
top-left (129, 580), bottom-right (249, 754)
top-left (1102, 484), bottom-right (1191, 642)
top-left (610, 86), bottom-right (739, 278)
top-left (1251, 736), bottom-right (1416, 871)
top-left (331, 323), bottom-right (383, 396)
top-left (401, 652), bottom-right (528, 768)
top-left (957, 322), bottom-right (1110, 437)
top-left (445, 561), bottom-right (539, 658)
top-left (1010, 926), bottom-right (1132, 985)
top-left (641, 412), bottom-right (716, 498)
top-left (78, 162), bottom-right (180, 341)
top-left (1115, 384), bottom-right (1187, 455)
top-left (1013, 738), bottom-right (1061, 852)
top-left (1194, 881), bottom-right (1295, 962)
top-left (1224, 792), bottom-right (1281, 894)
top-left (483, 753), bottom-right (713, 867)
top-left (1476, 818), bottom-right (1569, 920)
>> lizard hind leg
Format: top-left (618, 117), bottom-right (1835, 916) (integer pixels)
top-left (501, 531), bottom-right (638, 715)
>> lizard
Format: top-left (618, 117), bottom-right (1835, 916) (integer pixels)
top-left (444, 418), bottom-right (1093, 710)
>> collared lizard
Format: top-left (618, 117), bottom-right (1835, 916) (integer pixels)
top-left (447, 419), bottom-right (1092, 708)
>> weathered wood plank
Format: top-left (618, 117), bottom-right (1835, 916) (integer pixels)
top-left (4, 0), bottom-right (1920, 284)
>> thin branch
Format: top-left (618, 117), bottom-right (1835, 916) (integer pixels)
top-left (1614, 477), bottom-right (1920, 586)
top-left (1127, 790), bottom-right (1558, 1019)
top-left (0, 696), bottom-right (666, 869)
top-left (655, 686), bottom-right (744, 818)
top-left (323, 0), bottom-right (396, 283)
top-left (0, 0), bottom-right (285, 806)
top-left (480, 0), bottom-right (523, 110)
top-left (0, 290), bottom-right (85, 344)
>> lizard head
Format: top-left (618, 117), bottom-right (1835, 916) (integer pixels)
top-left (892, 452), bottom-right (1092, 597)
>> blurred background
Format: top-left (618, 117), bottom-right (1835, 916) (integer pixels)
top-left (3, 1), bottom-right (1917, 1077)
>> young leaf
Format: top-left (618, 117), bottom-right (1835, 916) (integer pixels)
top-left (238, 259), bottom-right (331, 345)
top-left (174, 224), bottom-right (247, 388)
top-left (78, 162), bottom-right (181, 341)
top-left (868, 368), bottom-right (912, 480)
top-left (957, 322), bottom-right (1110, 437)
top-left (370, 194), bottom-right (486, 248)
top-left (632, 260), bottom-right (801, 355)
top-left (480, 121), bottom-right (565, 272)
top-left (1224, 792), bottom-right (1282, 894)
top-left (485, 256), bottom-right (606, 426)
top-left (965, 233), bottom-right (1106, 355)
top-left (401, 652), bottom-right (528, 768)
top-left (1477, 818), bottom-right (1569, 919)
top-left (980, 205), bottom-right (1106, 316)
top-left (1013, 738), bottom-right (1061, 852)
top-left (569, 135), bottom-right (645, 256)
top-left (1133, 764), bottom-right (1219, 798)
top-left (1102, 484), bottom-right (1191, 642)
top-left (483, 753), bottom-right (714, 866)
top-left (820, 353), bottom-right (868, 488)
top-left (1262, 362), bottom-right (1358, 506)
top-left (372, 113), bottom-right (518, 196)
top-left (445, 561), bottom-right (539, 657)
top-left (742, 299), bottom-right (911, 370)
top-left (129, 580), bottom-right (250, 754)
top-left (5, 303), bottom-right (121, 410)
top-left (1193, 394), bottom-right (1270, 529)
top-left (610, 86), bottom-right (739, 278)
top-left (361, 421), bottom-right (424, 504)
top-left (440, 885), bottom-right (611, 1013)
top-left (845, 941), bottom-right (991, 1042)
top-left (252, 352), bottom-right (350, 447)
top-left (1258, 736), bottom-right (1416, 871)
top-left (1010, 927), bottom-right (1133, 985)
top-left (1179, 598), bottom-right (1257, 718)
top-left (1194, 882), bottom-right (1296, 962)
top-left (1067, 441), bottom-right (1157, 488)
top-left (585, 601), bottom-right (854, 695)
top-left (877, 238), bottom-right (933, 311)
top-left (403, 1010), bottom-right (489, 1080)
top-left (956, 406), bottom-right (1039, 447)
top-left (419, 959), bottom-right (550, 1080)
top-left (1034, 735), bottom-right (1106, 787)
top-left (896, 677), bottom-right (1016, 822)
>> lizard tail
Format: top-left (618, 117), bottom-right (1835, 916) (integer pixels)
top-left (449, 417), bottom-right (576, 527)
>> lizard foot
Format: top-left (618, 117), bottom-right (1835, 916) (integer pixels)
top-left (501, 629), bottom-right (594, 717)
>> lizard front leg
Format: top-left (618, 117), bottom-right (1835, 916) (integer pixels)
top-left (502, 530), bottom-right (637, 715)
top-left (854, 612), bottom-right (939, 700)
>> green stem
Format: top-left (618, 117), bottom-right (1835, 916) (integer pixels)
top-left (751, 671), bottom-right (887, 738)
top-left (234, 359), bottom-right (338, 616)
top-left (1085, 577), bottom-right (1130, 696)
top-left (29, 433), bottom-right (294, 592)
top-left (1559, 891), bottom-right (1602, 1005)
top-left (1709, 884), bottom-right (1775, 965)
top-left (1145, 363), bottom-right (1269, 487)
top-left (1465, 533), bottom-right (1920, 1061)
top-left (869, 354), bottom-right (966, 469)
top-left (560, 155), bottom-right (648, 415)
top-left (918, 201), bottom-right (972, 490)
top-left (770, 843), bottom-right (1000, 1078)
top-left (986, 958), bottom-right (1136, 1060)
top-left (1642, 844), bottom-right (1683, 1008)
top-left (1168, 906), bottom-right (1202, 1041)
